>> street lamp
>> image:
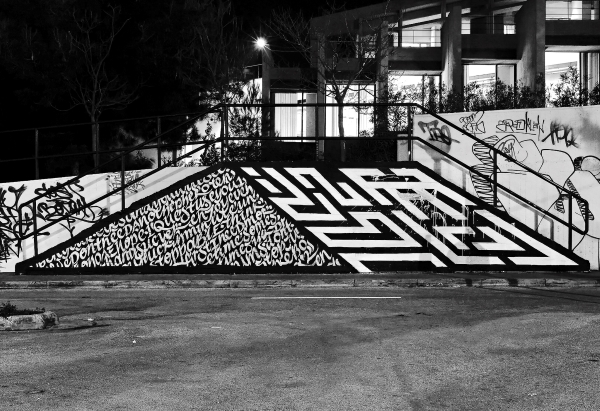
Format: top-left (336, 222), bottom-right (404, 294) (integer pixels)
top-left (255, 37), bottom-right (268, 50)
top-left (254, 37), bottom-right (271, 138)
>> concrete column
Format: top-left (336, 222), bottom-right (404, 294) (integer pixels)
top-left (261, 49), bottom-right (272, 138)
top-left (377, 20), bottom-right (389, 99)
top-left (516, 0), bottom-right (545, 90)
top-left (305, 93), bottom-right (317, 137)
top-left (588, 52), bottom-right (600, 89)
top-left (441, 3), bottom-right (462, 95)
top-left (314, 34), bottom-right (326, 160)
top-left (376, 20), bottom-right (390, 137)
top-left (397, 12), bottom-right (403, 46)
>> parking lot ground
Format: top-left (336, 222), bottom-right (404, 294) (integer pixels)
top-left (1, 287), bottom-right (600, 410)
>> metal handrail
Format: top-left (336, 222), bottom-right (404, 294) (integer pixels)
top-left (14, 101), bottom-right (588, 258)
top-left (411, 135), bottom-right (588, 247)
top-left (18, 137), bottom-right (223, 247)
top-left (17, 104), bottom-right (222, 246)
top-left (0, 109), bottom-right (212, 135)
top-left (410, 105), bottom-right (587, 204)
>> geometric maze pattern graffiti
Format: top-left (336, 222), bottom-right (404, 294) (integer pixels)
top-left (34, 168), bottom-right (340, 269)
top-left (240, 163), bottom-right (588, 272)
top-left (22, 163), bottom-right (588, 273)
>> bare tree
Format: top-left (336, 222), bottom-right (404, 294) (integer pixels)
top-left (53, 5), bottom-right (137, 166)
top-left (270, 3), bottom-right (395, 138)
top-left (177, 0), bottom-right (249, 105)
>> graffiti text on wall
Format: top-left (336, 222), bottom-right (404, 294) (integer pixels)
top-left (452, 109), bottom-right (599, 247)
top-left (0, 185), bottom-right (33, 262)
top-left (34, 181), bottom-right (108, 238)
top-left (37, 169), bottom-right (339, 269)
top-left (495, 112), bottom-right (544, 137)
top-left (107, 171), bottom-right (146, 196)
top-left (418, 120), bottom-right (453, 145)
top-left (460, 111), bottom-right (486, 135)
top-left (540, 121), bottom-right (577, 148)
top-left (0, 180), bottom-right (108, 264)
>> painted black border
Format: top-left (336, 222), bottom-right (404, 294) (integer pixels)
top-left (17, 164), bottom-right (352, 275)
top-left (228, 161), bottom-right (589, 272)
top-left (17, 161), bottom-right (590, 274)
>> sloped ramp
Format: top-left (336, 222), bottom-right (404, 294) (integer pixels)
top-left (17, 162), bottom-right (589, 273)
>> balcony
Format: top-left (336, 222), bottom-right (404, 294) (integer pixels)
top-left (546, 0), bottom-right (599, 20)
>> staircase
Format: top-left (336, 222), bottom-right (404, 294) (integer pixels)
top-left (11, 103), bottom-right (591, 273)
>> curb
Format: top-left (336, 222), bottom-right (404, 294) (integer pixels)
top-left (1, 278), bottom-right (599, 289)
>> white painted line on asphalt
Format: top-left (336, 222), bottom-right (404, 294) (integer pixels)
top-left (251, 297), bottom-right (402, 299)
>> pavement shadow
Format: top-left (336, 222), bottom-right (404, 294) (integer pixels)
top-left (480, 286), bottom-right (600, 305)
top-left (49, 324), bottom-right (110, 332)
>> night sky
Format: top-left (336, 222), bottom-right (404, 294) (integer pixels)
top-left (234, 0), bottom-right (383, 66)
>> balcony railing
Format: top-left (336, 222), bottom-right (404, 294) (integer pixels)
top-left (546, 0), bottom-right (599, 20)
top-left (399, 28), bottom-right (441, 47)
top-left (461, 21), bottom-right (516, 34)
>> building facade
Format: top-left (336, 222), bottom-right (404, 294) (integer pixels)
top-left (264, 0), bottom-right (600, 139)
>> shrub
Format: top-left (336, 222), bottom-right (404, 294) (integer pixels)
top-left (0, 301), bottom-right (45, 318)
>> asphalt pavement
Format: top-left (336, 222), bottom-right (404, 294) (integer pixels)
top-left (1, 287), bottom-right (600, 410)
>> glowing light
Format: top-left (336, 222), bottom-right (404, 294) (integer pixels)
top-left (255, 37), bottom-right (267, 49)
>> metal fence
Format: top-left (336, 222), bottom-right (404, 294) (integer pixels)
top-left (6, 102), bottom-right (588, 255)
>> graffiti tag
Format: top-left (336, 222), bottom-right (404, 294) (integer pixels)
top-left (418, 120), bottom-right (452, 145)
top-left (496, 112), bottom-right (544, 136)
top-left (459, 111), bottom-right (486, 135)
top-left (34, 181), bottom-right (108, 238)
top-left (107, 171), bottom-right (146, 196)
top-left (540, 121), bottom-right (578, 148)
top-left (0, 185), bottom-right (34, 262)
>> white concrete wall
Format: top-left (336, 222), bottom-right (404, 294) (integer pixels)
top-left (414, 106), bottom-right (600, 269)
top-left (0, 167), bottom-right (206, 272)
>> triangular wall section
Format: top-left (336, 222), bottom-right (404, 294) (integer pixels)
top-left (22, 167), bottom-right (342, 272)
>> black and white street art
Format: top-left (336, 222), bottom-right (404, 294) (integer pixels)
top-left (22, 163), bottom-right (587, 273)
top-left (1, 168), bottom-right (209, 272)
top-left (414, 106), bottom-right (600, 269)
top-left (106, 171), bottom-right (146, 196)
top-left (0, 180), bottom-right (106, 265)
top-left (35, 168), bottom-right (340, 269)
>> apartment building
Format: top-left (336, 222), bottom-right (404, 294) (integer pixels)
top-left (263, 0), bottom-right (600, 138)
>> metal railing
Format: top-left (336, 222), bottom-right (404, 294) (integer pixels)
top-left (400, 28), bottom-right (441, 47)
top-left (546, 1), bottom-right (599, 20)
top-left (13, 102), bottom-right (588, 259)
top-left (461, 21), bottom-right (516, 35)
top-left (0, 110), bottom-right (208, 181)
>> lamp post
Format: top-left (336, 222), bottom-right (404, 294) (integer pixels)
top-left (255, 37), bottom-right (272, 138)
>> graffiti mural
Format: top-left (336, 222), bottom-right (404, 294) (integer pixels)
top-left (20, 164), bottom-right (587, 273)
top-left (0, 185), bottom-right (33, 262)
top-left (107, 171), bottom-right (146, 196)
top-left (414, 105), bottom-right (600, 268)
top-left (34, 168), bottom-right (340, 269)
top-left (0, 180), bottom-right (107, 263)
top-left (34, 180), bottom-right (108, 238)
top-left (0, 168), bottom-right (204, 272)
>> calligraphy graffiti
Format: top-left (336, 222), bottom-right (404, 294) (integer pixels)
top-left (36, 168), bottom-right (339, 269)
top-left (418, 120), bottom-right (452, 145)
top-left (107, 171), bottom-right (146, 196)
